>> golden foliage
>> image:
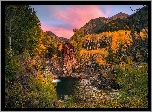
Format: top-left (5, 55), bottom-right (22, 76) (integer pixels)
top-left (81, 30), bottom-right (133, 53)
top-left (35, 70), bottom-right (54, 85)
top-left (112, 31), bottom-right (132, 52)
top-left (80, 48), bottom-right (108, 65)
top-left (79, 30), bottom-right (144, 65)
top-left (140, 28), bottom-right (148, 39)
top-left (58, 44), bottom-right (62, 51)
top-left (82, 34), bottom-right (92, 41)
top-left (96, 55), bottom-right (106, 65)
top-left (52, 54), bottom-right (57, 60)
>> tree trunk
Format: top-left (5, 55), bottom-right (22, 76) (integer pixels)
top-left (9, 19), bottom-right (12, 56)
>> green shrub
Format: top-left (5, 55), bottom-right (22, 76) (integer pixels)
top-left (113, 59), bottom-right (148, 108)
top-left (5, 50), bottom-right (20, 81)
top-left (64, 95), bottom-right (76, 108)
top-left (28, 72), bottom-right (58, 108)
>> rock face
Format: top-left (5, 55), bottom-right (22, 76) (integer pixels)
top-left (42, 57), bottom-right (64, 79)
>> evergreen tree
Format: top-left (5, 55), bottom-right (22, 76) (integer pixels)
top-left (5, 5), bottom-right (41, 55)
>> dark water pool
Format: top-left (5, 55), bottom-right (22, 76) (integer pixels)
top-left (55, 76), bottom-right (80, 100)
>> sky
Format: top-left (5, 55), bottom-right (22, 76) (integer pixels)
top-left (30, 5), bottom-right (144, 39)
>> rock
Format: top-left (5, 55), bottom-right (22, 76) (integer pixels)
top-left (64, 95), bottom-right (69, 101)
top-left (110, 91), bottom-right (121, 98)
top-left (71, 73), bottom-right (78, 77)
top-left (46, 60), bottom-right (50, 64)
top-left (80, 78), bottom-right (91, 85)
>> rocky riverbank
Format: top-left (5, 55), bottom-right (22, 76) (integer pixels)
top-left (52, 77), bottom-right (122, 108)
top-left (43, 57), bottom-right (122, 91)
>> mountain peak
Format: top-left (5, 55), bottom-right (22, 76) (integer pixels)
top-left (109, 12), bottom-right (129, 20)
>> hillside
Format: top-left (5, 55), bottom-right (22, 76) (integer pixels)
top-left (46, 31), bottom-right (68, 43)
top-left (78, 12), bottom-right (129, 36)
top-left (73, 6), bottom-right (148, 37)
top-left (79, 17), bottom-right (108, 35)
top-left (97, 6), bottom-right (148, 34)
top-left (67, 6), bottom-right (148, 108)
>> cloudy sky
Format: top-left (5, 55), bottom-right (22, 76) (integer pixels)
top-left (30, 5), bottom-right (144, 39)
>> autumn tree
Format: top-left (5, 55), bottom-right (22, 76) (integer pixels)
top-left (70, 29), bottom-right (84, 61)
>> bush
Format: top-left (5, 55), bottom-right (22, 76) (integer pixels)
top-left (113, 59), bottom-right (148, 108)
top-left (28, 71), bottom-right (58, 108)
top-left (5, 52), bottom-right (58, 108)
top-left (5, 50), bottom-right (20, 81)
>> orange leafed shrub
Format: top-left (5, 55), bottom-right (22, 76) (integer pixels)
top-left (58, 44), bottom-right (62, 51)
top-left (80, 48), bottom-right (108, 65)
top-left (98, 30), bottom-right (132, 53)
top-left (96, 55), bottom-right (106, 65)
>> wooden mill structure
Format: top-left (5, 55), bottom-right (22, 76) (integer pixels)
top-left (62, 41), bottom-right (78, 75)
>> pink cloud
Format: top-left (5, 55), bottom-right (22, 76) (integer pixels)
top-left (41, 5), bottom-right (110, 38)
top-left (50, 5), bottom-right (108, 29)
top-left (51, 28), bottom-right (73, 39)
top-left (41, 22), bottom-right (73, 39)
